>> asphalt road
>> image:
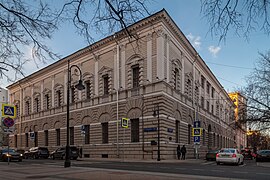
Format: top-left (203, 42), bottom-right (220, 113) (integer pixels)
top-left (1, 158), bottom-right (270, 180)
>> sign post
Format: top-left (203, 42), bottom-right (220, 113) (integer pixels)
top-left (193, 121), bottom-right (201, 160)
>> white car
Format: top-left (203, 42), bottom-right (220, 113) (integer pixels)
top-left (216, 148), bottom-right (244, 165)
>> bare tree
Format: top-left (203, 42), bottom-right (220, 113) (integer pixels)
top-left (240, 50), bottom-right (270, 134)
top-left (0, 0), bottom-right (150, 83)
top-left (201, 0), bottom-right (270, 41)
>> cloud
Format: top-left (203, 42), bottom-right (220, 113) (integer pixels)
top-left (187, 33), bottom-right (201, 49)
top-left (208, 46), bottom-right (221, 57)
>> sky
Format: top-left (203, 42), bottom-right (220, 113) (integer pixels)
top-left (2, 0), bottom-right (270, 92)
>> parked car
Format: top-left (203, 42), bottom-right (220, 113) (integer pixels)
top-left (24, 147), bottom-right (49, 159)
top-left (256, 150), bottom-right (270, 162)
top-left (206, 150), bottom-right (219, 161)
top-left (16, 149), bottom-right (25, 159)
top-left (216, 148), bottom-right (244, 165)
top-left (50, 146), bottom-right (79, 160)
top-left (241, 149), bottom-right (254, 160)
top-left (0, 148), bottom-right (23, 162)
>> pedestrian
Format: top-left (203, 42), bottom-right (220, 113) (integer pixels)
top-left (180, 145), bottom-right (187, 160)
top-left (177, 145), bottom-right (181, 160)
top-left (79, 147), bottom-right (82, 158)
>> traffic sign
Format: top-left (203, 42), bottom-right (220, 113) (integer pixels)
top-left (2, 104), bottom-right (16, 118)
top-left (194, 121), bottom-right (201, 128)
top-left (194, 136), bottom-right (200, 143)
top-left (121, 118), bottom-right (129, 128)
top-left (192, 128), bottom-right (202, 136)
top-left (30, 132), bottom-right (35, 141)
top-left (3, 117), bottom-right (15, 127)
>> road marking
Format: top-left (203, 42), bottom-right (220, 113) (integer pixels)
top-left (175, 167), bottom-right (186, 170)
top-left (160, 167), bottom-right (170, 169)
top-left (256, 173), bottom-right (270, 176)
top-left (210, 170), bottom-right (224, 172)
top-left (232, 171), bottom-right (248, 174)
top-left (192, 169), bottom-right (203, 171)
top-left (202, 162), bottom-right (215, 165)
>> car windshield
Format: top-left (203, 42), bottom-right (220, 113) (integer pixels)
top-left (2, 149), bottom-right (16, 153)
top-left (39, 148), bottom-right (48, 151)
top-left (219, 149), bottom-right (235, 153)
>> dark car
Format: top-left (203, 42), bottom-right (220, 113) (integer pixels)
top-left (256, 150), bottom-right (270, 162)
top-left (24, 147), bottom-right (49, 159)
top-left (0, 148), bottom-right (23, 162)
top-left (16, 149), bottom-right (25, 159)
top-left (206, 150), bottom-right (219, 161)
top-left (241, 149), bottom-right (253, 160)
top-left (50, 146), bottom-right (79, 160)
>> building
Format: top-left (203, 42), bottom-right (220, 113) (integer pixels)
top-left (7, 10), bottom-right (236, 160)
top-left (228, 92), bottom-right (247, 150)
top-left (0, 87), bottom-right (8, 146)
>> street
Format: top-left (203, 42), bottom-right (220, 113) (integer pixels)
top-left (0, 158), bottom-right (270, 180)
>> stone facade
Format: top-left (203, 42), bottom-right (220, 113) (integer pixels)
top-left (7, 10), bottom-right (236, 160)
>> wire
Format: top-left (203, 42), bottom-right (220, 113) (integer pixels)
top-left (205, 61), bottom-right (253, 70)
top-left (216, 76), bottom-right (243, 86)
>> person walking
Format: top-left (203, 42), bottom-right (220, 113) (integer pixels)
top-left (177, 145), bottom-right (181, 160)
top-left (180, 145), bottom-right (187, 160)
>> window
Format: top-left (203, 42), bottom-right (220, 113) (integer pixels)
top-left (70, 127), bottom-right (74, 145)
top-left (71, 86), bottom-right (75, 103)
top-left (14, 135), bottom-right (17, 148)
top-left (188, 124), bottom-right (191, 144)
top-left (211, 87), bottom-right (215, 98)
top-left (174, 68), bottom-right (179, 89)
top-left (56, 90), bottom-right (61, 107)
top-left (25, 101), bottom-right (30, 115)
top-left (203, 129), bottom-right (206, 146)
top-left (207, 101), bottom-right (210, 111)
top-left (175, 120), bottom-right (179, 143)
top-left (84, 125), bottom-right (90, 144)
top-left (132, 65), bottom-right (140, 88)
top-left (201, 96), bottom-right (204, 108)
top-left (85, 81), bottom-right (91, 99)
top-left (25, 133), bottom-right (29, 147)
top-left (56, 129), bottom-right (60, 146)
top-left (35, 97), bottom-right (39, 112)
top-left (201, 76), bottom-right (205, 89)
top-left (211, 105), bottom-right (214, 114)
top-left (15, 104), bottom-right (19, 117)
top-left (213, 133), bottom-right (216, 147)
top-left (102, 122), bottom-right (108, 143)
top-left (34, 132), bottom-right (38, 147)
top-left (206, 82), bottom-right (210, 94)
top-left (103, 75), bottom-right (109, 95)
top-left (131, 119), bottom-right (139, 142)
top-left (44, 130), bottom-right (48, 146)
top-left (45, 94), bottom-right (50, 109)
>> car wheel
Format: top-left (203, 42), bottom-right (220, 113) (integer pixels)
top-left (236, 159), bottom-right (240, 166)
top-left (216, 162), bottom-right (220, 165)
top-left (52, 155), bottom-right (55, 160)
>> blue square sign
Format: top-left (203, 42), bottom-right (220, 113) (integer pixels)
top-left (194, 136), bottom-right (200, 143)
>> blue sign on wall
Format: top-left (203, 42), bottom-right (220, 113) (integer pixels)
top-left (167, 128), bottom-right (173, 133)
top-left (144, 127), bottom-right (157, 132)
top-left (194, 136), bottom-right (200, 143)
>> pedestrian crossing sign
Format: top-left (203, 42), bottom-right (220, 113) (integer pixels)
top-left (192, 128), bottom-right (202, 136)
top-left (121, 118), bottom-right (129, 128)
top-left (1, 104), bottom-right (16, 118)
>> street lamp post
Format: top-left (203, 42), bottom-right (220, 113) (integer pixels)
top-left (153, 104), bottom-right (160, 161)
top-left (64, 59), bottom-right (85, 168)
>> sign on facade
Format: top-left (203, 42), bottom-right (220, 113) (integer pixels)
top-left (121, 118), bottom-right (129, 128)
top-left (192, 128), bottom-right (202, 136)
top-left (30, 132), bottom-right (35, 141)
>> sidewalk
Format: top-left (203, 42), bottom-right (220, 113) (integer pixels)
top-left (78, 157), bottom-right (206, 164)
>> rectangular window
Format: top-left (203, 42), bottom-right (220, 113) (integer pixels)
top-left (175, 120), bottom-right (179, 143)
top-left (70, 127), bottom-right (74, 145)
top-left (174, 68), bottom-right (179, 89)
top-left (35, 98), bottom-right (39, 112)
top-left (207, 101), bottom-right (210, 111)
top-left (85, 125), bottom-right (90, 144)
top-left (26, 101), bottom-right (30, 115)
top-left (85, 81), bottom-right (91, 99)
top-left (71, 86), bottom-right (75, 103)
top-left (102, 122), bottom-right (108, 144)
top-left (188, 125), bottom-right (191, 144)
top-left (25, 133), bottom-right (29, 147)
top-left (211, 105), bottom-right (214, 114)
top-left (45, 94), bottom-right (50, 109)
top-left (206, 82), bottom-right (210, 94)
top-left (56, 129), bottom-right (60, 146)
top-left (201, 96), bottom-right (204, 108)
top-left (131, 118), bottom-right (139, 142)
top-left (103, 75), bottom-right (109, 95)
top-left (15, 135), bottom-right (17, 148)
top-left (44, 130), bottom-right (49, 146)
top-left (132, 65), bottom-right (140, 88)
top-left (201, 76), bottom-right (205, 89)
top-left (211, 87), bottom-right (215, 98)
top-left (34, 132), bottom-right (38, 147)
top-left (56, 90), bottom-right (61, 107)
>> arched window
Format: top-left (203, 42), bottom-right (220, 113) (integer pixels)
top-left (188, 124), bottom-right (192, 144)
